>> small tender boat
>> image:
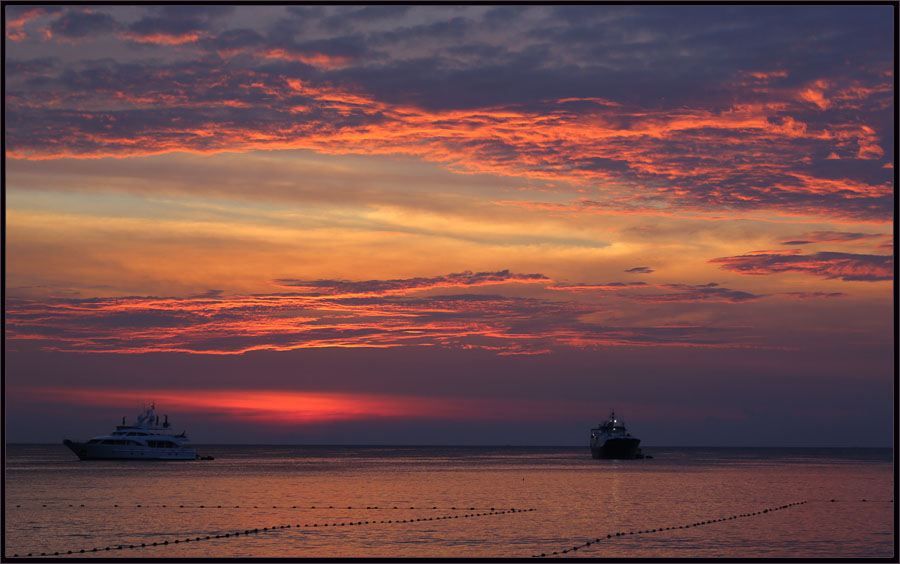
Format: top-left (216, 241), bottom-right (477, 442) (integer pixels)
top-left (64, 404), bottom-right (204, 460)
top-left (590, 410), bottom-right (642, 459)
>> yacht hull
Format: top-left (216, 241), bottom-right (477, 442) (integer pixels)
top-left (64, 440), bottom-right (196, 460)
top-left (591, 437), bottom-right (641, 459)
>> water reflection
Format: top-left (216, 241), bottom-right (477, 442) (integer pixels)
top-left (5, 445), bottom-right (893, 558)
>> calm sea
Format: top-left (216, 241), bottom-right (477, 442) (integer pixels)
top-left (4, 445), bottom-right (895, 559)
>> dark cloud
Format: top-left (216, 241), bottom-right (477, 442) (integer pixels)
top-left (371, 16), bottom-right (475, 46)
top-left (5, 57), bottom-right (59, 77)
top-left (547, 282), bottom-right (649, 292)
top-left (203, 27), bottom-right (265, 51)
top-left (127, 16), bottom-right (207, 39)
top-left (318, 6), bottom-right (413, 32)
top-left (286, 35), bottom-right (369, 60)
top-left (49, 9), bottom-right (118, 38)
top-left (780, 231), bottom-right (886, 245)
top-left (628, 283), bottom-right (764, 303)
top-left (780, 292), bottom-right (847, 300)
top-left (274, 270), bottom-right (550, 296)
top-left (710, 251), bottom-right (893, 282)
top-left (625, 267), bottom-right (654, 274)
top-left (125, 6), bottom-right (234, 42)
top-left (153, 5), bottom-right (235, 20)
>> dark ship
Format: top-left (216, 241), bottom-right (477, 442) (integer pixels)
top-left (590, 411), bottom-right (642, 459)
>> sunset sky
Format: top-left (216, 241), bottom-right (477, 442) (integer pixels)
top-left (5, 5), bottom-right (894, 446)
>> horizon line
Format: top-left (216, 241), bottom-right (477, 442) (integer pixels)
top-left (5, 442), bottom-right (893, 449)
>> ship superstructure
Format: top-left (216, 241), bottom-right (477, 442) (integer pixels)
top-left (590, 411), bottom-right (641, 459)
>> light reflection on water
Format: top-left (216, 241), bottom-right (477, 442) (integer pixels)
top-left (4, 445), bottom-right (894, 558)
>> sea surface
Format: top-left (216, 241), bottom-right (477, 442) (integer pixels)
top-left (4, 445), bottom-right (895, 559)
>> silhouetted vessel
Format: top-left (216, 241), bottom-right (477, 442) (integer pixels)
top-left (63, 404), bottom-right (203, 460)
top-left (590, 411), bottom-right (642, 459)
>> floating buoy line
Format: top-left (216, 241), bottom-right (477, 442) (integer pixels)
top-left (9, 498), bottom-right (889, 558)
top-left (11, 497), bottom-right (888, 512)
top-left (10, 507), bottom-right (536, 557)
top-left (532, 500), bottom-right (809, 557)
top-left (11, 502), bottom-right (516, 511)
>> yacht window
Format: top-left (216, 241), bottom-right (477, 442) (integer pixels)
top-left (148, 440), bottom-right (177, 448)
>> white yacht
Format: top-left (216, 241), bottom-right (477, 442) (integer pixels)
top-left (64, 404), bottom-right (202, 460)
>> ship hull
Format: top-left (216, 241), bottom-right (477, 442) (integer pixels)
top-left (63, 440), bottom-right (196, 460)
top-left (591, 437), bottom-right (641, 459)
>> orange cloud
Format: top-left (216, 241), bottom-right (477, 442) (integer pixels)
top-left (119, 29), bottom-right (210, 45)
top-left (259, 49), bottom-right (353, 69)
top-left (798, 80), bottom-right (831, 110)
